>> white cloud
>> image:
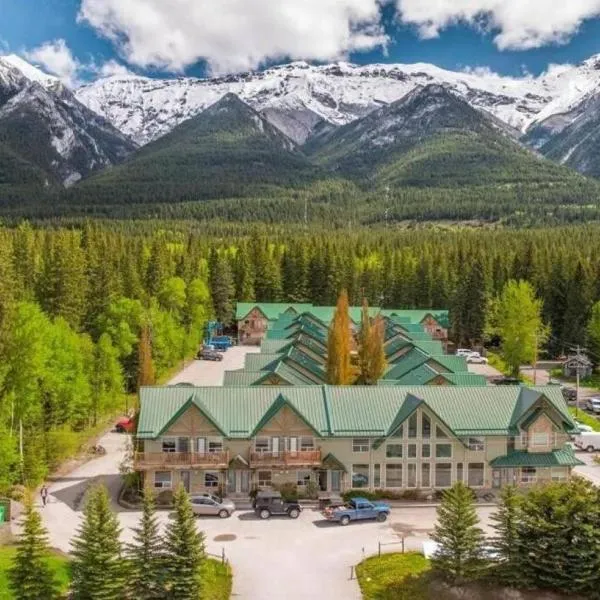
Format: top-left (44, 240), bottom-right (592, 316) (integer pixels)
top-left (96, 59), bottom-right (135, 78)
top-left (77, 0), bottom-right (388, 74)
top-left (24, 39), bottom-right (80, 86)
top-left (396, 0), bottom-right (600, 50)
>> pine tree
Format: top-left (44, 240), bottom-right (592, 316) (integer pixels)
top-left (587, 301), bottom-right (600, 368)
top-left (163, 485), bottom-right (206, 600)
top-left (71, 485), bottom-right (125, 600)
top-left (489, 485), bottom-right (523, 586)
top-left (326, 289), bottom-right (356, 385)
top-left (208, 248), bottom-right (235, 325)
top-left (431, 482), bottom-right (486, 582)
top-left (127, 488), bottom-right (165, 599)
top-left (9, 493), bottom-right (60, 600)
top-left (137, 324), bottom-right (156, 388)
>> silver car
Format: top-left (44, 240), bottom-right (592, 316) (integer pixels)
top-left (190, 494), bottom-right (235, 518)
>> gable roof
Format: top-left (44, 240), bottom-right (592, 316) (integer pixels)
top-left (490, 448), bottom-right (584, 468)
top-left (137, 385), bottom-right (576, 440)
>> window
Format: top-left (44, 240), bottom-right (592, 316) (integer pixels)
top-left (435, 463), bottom-right (452, 488)
top-left (436, 426), bottom-right (448, 438)
top-left (456, 463), bottom-right (463, 484)
top-left (162, 439), bottom-right (177, 453)
top-left (507, 437), bottom-right (516, 453)
top-left (353, 438), bottom-right (370, 453)
top-left (407, 443), bottom-right (417, 458)
top-left (408, 414), bottom-right (417, 438)
top-left (352, 464), bottom-right (369, 488)
top-left (521, 467), bottom-right (537, 483)
top-left (297, 470), bottom-right (312, 486)
top-left (532, 433), bottom-right (549, 447)
top-left (177, 437), bottom-right (190, 452)
top-left (196, 438), bottom-right (206, 454)
top-left (373, 464), bottom-right (381, 488)
top-left (208, 439), bottom-right (223, 453)
top-left (407, 463), bottom-right (417, 488)
top-left (154, 471), bottom-right (172, 489)
top-left (466, 437), bottom-right (485, 452)
top-left (422, 414), bottom-right (431, 439)
top-left (391, 424), bottom-right (403, 438)
top-left (386, 444), bottom-right (403, 458)
top-left (204, 471), bottom-right (219, 488)
top-left (257, 471), bottom-right (272, 487)
top-left (468, 463), bottom-right (485, 487)
top-left (421, 463), bottom-right (431, 487)
top-left (551, 468), bottom-right (567, 482)
top-left (300, 437), bottom-right (315, 451)
top-left (386, 464), bottom-right (403, 488)
top-left (255, 438), bottom-right (270, 453)
top-left (436, 443), bottom-right (452, 459)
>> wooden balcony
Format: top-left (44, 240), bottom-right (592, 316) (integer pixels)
top-left (249, 450), bottom-right (322, 467)
top-left (134, 451), bottom-right (229, 470)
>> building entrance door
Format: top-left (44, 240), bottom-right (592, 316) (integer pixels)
top-left (227, 470), bottom-right (251, 494)
top-left (181, 470), bottom-right (191, 493)
top-left (318, 470), bottom-right (328, 491)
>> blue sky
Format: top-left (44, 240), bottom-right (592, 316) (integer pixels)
top-left (3, 0), bottom-right (600, 83)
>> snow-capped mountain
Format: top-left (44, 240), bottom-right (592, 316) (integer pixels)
top-left (0, 56), bottom-right (136, 187)
top-left (75, 57), bottom-right (600, 147)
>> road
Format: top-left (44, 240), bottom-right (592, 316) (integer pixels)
top-left (169, 346), bottom-right (259, 386)
top-left (573, 450), bottom-right (600, 486)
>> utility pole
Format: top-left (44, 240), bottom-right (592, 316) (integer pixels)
top-left (533, 330), bottom-right (538, 385)
top-left (575, 345), bottom-right (581, 417)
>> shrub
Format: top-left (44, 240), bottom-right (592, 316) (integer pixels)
top-left (274, 482), bottom-right (298, 501)
top-left (155, 490), bottom-right (174, 506)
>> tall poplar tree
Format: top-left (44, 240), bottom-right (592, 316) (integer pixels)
top-left (357, 299), bottom-right (387, 384)
top-left (326, 289), bottom-right (356, 385)
top-left (9, 493), bottom-right (60, 600)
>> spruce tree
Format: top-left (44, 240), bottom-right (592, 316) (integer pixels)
top-left (489, 485), bottom-right (523, 586)
top-left (326, 289), bottom-right (356, 385)
top-left (9, 493), bottom-right (60, 600)
top-left (127, 488), bottom-right (165, 599)
top-left (137, 324), bottom-right (156, 388)
top-left (431, 482), bottom-right (486, 582)
top-left (164, 485), bottom-right (206, 600)
top-left (71, 485), bottom-right (125, 600)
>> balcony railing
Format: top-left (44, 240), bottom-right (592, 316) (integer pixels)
top-left (249, 449), bottom-right (321, 467)
top-left (134, 451), bottom-right (229, 469)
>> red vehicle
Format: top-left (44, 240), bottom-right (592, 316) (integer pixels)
top-left (115, 416), bottom-right (135, 433)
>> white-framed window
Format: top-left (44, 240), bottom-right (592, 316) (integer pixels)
top-left (436, 426), bottom-right (448, 439)
top-left (204, 471), bottom-right (220, 488)
top-left (386, 443), bottom-right (403, 458)
top-left (407, 463), bottom-right (417, 488)
top-left (435, 463), bottom-right (452, 488)
top-left (456, 463), bottom-right (463, 484)
top-left (208, 438), bottom-right (223, 453)
top-left (532, 433), bottom-right (549, 447)
top-left (422, 414), bottom-right (431, 439)
top-left (551, 468), bottom-right (567, 482)
top-left (300, 436), bottom-right (315, 451)
top-left (407, 443), bottom-right (417, 458)
top-left (408, 414), bottom-right (418, 438)
top-left (521, 467), bottom-right (537, 483)
top-left (154, 471), bottom-right (172, 489)
top-left (422, 443), bottom-right (431, 458)
top-left (352, 464), bottom-right (370, 488)
top-left (373, 464), bottom-right (381, 488)
top-left (196, 438), bottom-right (206, 454)
top-left (257, 470), bottom-right (272, 487)
top-left (466, 437), bottom-right (485, 452)
top-left (254, 437), bottom-right (270, 453)
top-left (468, 463), bottom-right (485, 487)
top-left (390, 424), bottom-right (403, 438)
top-left (297, 470), bottom-right (312, 486)
top-left (386, 464), bottom-right (403, 488)
top-left (353, 438), bottom-right (370, 453)
top-left (435, 443), bottom-right (452, 459)
top-left (421, 463), bottom-right (431, 487)
top-left (162, 438), bottom-right (177, 453)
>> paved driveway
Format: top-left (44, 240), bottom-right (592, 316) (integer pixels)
top-left (169, 346), bottom-right (260, 386)
top-left (574, 449), bottom-right (600, 486)
top-left (467, 363), bottom-right (503, 380)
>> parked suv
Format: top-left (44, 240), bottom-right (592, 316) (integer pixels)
top-left (197, 348), bottom-right (223, 361)
top-left (253, 490), bottom-right (301, 520)
top-left (190, 494), bottom-right (235, 518)
top-left (585, 397), bottom-right (600, 414)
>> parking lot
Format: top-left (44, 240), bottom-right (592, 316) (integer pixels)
top-left (168, 346), bottom-right (260, 386)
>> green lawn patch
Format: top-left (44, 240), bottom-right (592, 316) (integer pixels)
top-left (0, 546), bottom-right (71, 600)
top-left (569, 407), bottom-right (600, 431)
top-left (201, 558), bottom-right (233, 600)
top-left (356, 552), bottom-right (431, 600)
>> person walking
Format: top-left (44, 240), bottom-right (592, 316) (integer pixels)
top-left (40, 485), bottom-right (49, 507)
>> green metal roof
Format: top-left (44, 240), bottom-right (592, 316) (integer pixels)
top-left (222, 371), bottom-right (264, 387)
top-left (260, 339), bottom-right (290, 354)
top-left (137, 385), bottom-right (576, 441)
top-left (236, 303), bottom-right (312, 321)
top-left (490, 448), bottom-right (584, 468)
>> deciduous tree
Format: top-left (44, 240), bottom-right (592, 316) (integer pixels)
top-left (326, 289), bottom-right (356, 385)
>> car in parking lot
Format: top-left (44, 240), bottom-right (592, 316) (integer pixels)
top-left (190, 493), bottom-right (235, 518)
top-left (197, 348), bottom-right (224, 361)
top-left (574, 432), bottom-right (600, 452)
top-left (561, 386), bottom-right (577, 402)
top-left (322, 497), bottom-right (390, 526)
top-left (456, 348), bottom-right (472, 357)
top-left (574, 419), bottom-right (594, 433)
top-left (585, 397), bottom-right (600, 413)
top-left (466, 352), bottom-right (488, 364)
top-left (253, 490), bottom-right (302, 519)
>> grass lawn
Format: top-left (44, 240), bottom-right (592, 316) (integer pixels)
top-left (0, 546), bottom-right (70, 600)
top-left (356, 552), bottom-right (431, 600)
top-left (569, 407), bottom-right (600, 431)
top-left (201, 558), bottom-right (233, 600)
